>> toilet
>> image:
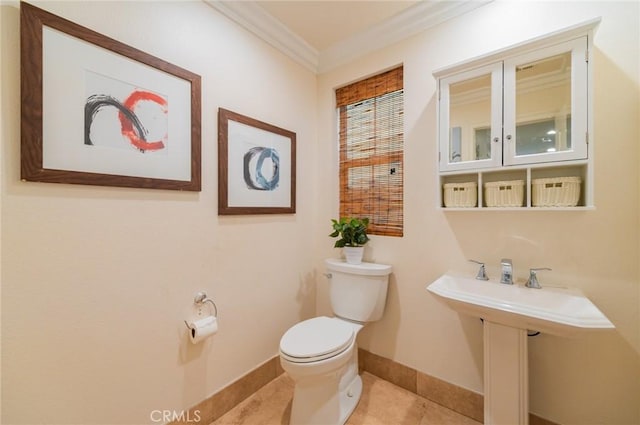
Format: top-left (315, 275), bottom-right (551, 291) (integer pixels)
top-left (279, 258), bottom-right (392, 425)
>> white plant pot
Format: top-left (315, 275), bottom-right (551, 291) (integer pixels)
top-left (343, 246), bottom-right (364, 265)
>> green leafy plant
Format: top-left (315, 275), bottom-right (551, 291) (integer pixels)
top-left (329, 217), bottom-right (370, 248)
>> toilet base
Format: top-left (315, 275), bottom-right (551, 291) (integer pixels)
top-left (338, 374), bottom-right (362, 425)
top-left (289, 372), bottom-right (362, 425)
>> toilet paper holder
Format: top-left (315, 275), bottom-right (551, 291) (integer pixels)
top-left (184, 291), bottom-right (218, 330)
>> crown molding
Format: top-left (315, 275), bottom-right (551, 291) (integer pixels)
top-left (205, 0), bottom-right (319, 72)
top-left (206, 0), bottom-right (492, 74)
top-left (318, 0), bottom-right (492, 73)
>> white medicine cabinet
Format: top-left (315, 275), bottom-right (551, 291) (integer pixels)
top-left (434, 19), bottom-right (599, 210)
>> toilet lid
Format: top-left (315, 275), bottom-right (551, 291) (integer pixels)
top-left (280, 317), bottom-right (355, 362)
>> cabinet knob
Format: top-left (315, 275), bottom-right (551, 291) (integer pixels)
top-left (493, 137), bottom-right (500, 143)
top-left (506, 134), bottom-right (513, 141)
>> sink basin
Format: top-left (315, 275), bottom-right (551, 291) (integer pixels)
top-left (427, 273), bottom-right (614, 337)
top-left (427, 273), bottom-right (615, 424)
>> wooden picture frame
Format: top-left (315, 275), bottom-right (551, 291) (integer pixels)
top-left (20, 2), bottom-right (202, 191)
top-left (218, 108), bottom-right (296, 215)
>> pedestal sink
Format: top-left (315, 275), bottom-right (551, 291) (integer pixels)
top-left (427, 273), bottom-right (614, 425)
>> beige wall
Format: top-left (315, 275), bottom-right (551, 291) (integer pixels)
top-left (2, 1), bottom-right (639, 425)
top-left (1, 1), bottom-right (317, 423)
top-left (315, 1), bottom-right (640, 424)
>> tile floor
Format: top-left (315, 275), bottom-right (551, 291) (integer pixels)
top-left (210, 372), bottom-right (481, 425)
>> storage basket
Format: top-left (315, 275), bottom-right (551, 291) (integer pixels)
top-left (532, 177), bottom-right (581, 207)
top-left (443, 182), bottom-right (477, 208)
top-left (484, 180), bottom-right (524, 207)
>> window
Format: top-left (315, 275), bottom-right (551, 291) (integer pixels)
top-left (335, 66), bottom-right (404, 237)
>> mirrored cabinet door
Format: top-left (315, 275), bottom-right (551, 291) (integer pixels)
top-left (503, 37), bottom-right (588, 165)
top-left (438, 63), bottom-right (503, 171)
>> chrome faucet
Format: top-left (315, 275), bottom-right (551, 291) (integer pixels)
top-left (526, 267), bottom-right (552, 289)
top-left (500, 258), bottom-right (513, 284)
top-left (469, 259), bottom-right (489, 281)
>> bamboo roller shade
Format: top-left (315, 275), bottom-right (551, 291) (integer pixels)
top-left (336, 66), bottom-right (404, 237)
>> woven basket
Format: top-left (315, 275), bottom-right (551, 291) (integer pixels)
top-left (443, 182), bottom-right (477, 207)
top-left (532, 177), bottom-right (581, 207)
top-left (484, 180), bottom-right (524, 207)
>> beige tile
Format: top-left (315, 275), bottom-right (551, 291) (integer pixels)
top-left (347, 372), bottom-right (425, 425)
top-left (188, 350), bottom-right (555, 425)
top-left (209, 357), bottom-right (281, 421)
top-left (211, 374), bottom-right (294, 425)
top-left (173, 357), bottom-right (281, 425)
top-left (420, 398), bottom-right (482, 425)
top-left (274, 357), bottom-right (285, 377)
top-left (417, 371), bottom-right (483, 423)
top-left (179, 395), bottom-right (215, 425)
top-left (360, 349), bottom-right (417, 393)
top-left (210, 370), bottom-right (483, 425)
top-left (530, 413), bottom-right (560, 425)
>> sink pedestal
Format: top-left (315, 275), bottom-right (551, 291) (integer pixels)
top-left (427, 273), bottom-right (615, 425)
top-left (484, 321), bottom-right (529, 425)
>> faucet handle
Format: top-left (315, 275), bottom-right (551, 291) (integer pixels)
top-left (526, 267), bottom-right (552, 289)
top-left (468, 259), bottom-right (489, 281)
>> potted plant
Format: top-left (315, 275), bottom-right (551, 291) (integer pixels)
top-left (329, 217), bottom-right (370, 264)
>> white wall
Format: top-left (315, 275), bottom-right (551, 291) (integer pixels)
top-left (1, 1), bottom-right (317, 423)
top-left (316, 1), bottom-right (639, 424)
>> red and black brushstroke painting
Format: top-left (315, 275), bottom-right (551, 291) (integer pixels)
top-left (85, 89), bottom-right (168, 153)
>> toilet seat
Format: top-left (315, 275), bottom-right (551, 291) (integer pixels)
top-left (280, 316), bottom-right (355, 363)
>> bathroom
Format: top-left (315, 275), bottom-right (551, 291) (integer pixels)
top-left (1, 1), bottom-right (639, 424)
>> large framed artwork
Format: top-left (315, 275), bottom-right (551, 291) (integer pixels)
top-left (218, 108), bottom-right (296, 215)
top-left (20, 2), bottom-right (202, 191)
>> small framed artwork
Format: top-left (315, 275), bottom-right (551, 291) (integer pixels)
top-left (20, 2), bottom-right (202, 191)
top-left (218, 108), bottom-right (296, 215)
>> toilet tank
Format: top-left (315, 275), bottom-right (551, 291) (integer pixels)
top-left (325, 258), bottom-right (392, 322)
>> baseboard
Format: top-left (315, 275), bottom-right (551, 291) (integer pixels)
top-left (172, 349), bottom-right (558, 425)
top-left (358, 348), bottom-right (560, 425)
top-left (169, 356), bottom-right (284, 425)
